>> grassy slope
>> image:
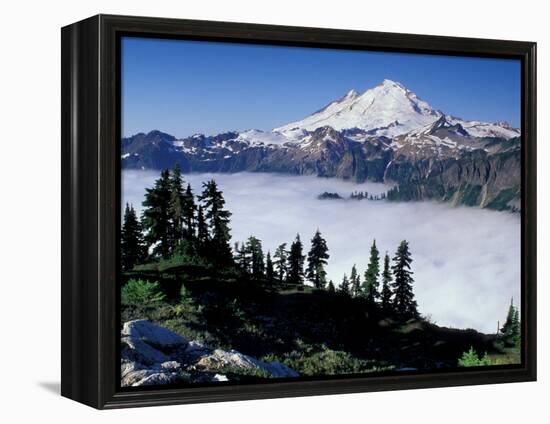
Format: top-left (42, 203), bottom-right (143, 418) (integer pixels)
top-left (122, 278), bottom-right (519, 377)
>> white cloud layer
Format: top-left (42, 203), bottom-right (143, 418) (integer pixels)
top-left (123, 170), bottom-right (521, 333)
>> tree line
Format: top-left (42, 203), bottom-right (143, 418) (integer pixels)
top-left (122, 166), bottom-right (419, 318)
top-left (350, 190), bottom-right (387, 201)
top-left (233, 230), bottom-right (328, 291)
top-left (326, 239), bottom-right (418, 317)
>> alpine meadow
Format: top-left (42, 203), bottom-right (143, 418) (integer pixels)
top-left (119, 37), bottom-right (522, 388)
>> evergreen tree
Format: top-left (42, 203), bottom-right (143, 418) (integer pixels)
top-left (350, 264), bottom-right (361, 297)
top-left (198, 180), bottom-right (233, 264)
top-left (121, 203), bottom-right (146, 271)
top-left (265, 251), bottom-right (275, 286)
top-left (142, 169), bottom-right (172, 258)
top-left (245, 236), bottom-right (265, 279)
top-left (500, 299), bottom-right (521, 347)
top-left (312, 264), bottom-right (327, 289)
top-left (306, 230), bottom-right (330, 289)
top-left (391, 240), bottom-right (418, 318)
top-left (287, 234), bottom-right (305, 289)
top-left (234, 242), bottom-right (248, 272)
top-left (363, 239), bottom-right (380, 303)
top-left (339, 273), bottom-right (350, 295)
top-left (273, 243), bottom-right (289, 285)
top-left (380, 253), bottom-right (393, 311)
top-left (196, 205), bottom-right (209, 247)
top-left (327, 280), bottom-right (335, 293)
top-left (182, 183), bottom-right (197, 239)
top-left (168, 165), bottom-right (185, 249)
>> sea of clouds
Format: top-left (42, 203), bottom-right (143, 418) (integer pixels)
top-left (123, 170), bottom-right (521, 333)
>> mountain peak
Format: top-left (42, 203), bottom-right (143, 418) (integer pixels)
top-left (144, 130), bottom-right (177, 142)
top-left (380, 79), bottom-right (406, 90)
top-left (273, 80), bottom-right (519, 140)
top-left (274, 80), bottom-right (441, 137)
top-left (345, 89), bottom-right (359, 99)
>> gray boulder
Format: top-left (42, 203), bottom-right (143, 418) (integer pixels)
top-left (120, 320), bottom-right (299, 387)
top-left (121, 336), bottom-right (169, 365)
top-left (196, 348), bottom-right (299, 378)
top-left (122, 319), bottom-right (189, 349)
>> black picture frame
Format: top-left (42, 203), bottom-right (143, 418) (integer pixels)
top-left (61, 14), bottom-right (537, 409)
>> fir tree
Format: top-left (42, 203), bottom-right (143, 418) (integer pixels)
top-left (339, 273), bottom-right (350, 295)
top-left (182, 183), bottom-right (197, 239)
top-left (265, 251), bottom-right (275, 286)
top-left (288, 234), bottom-right (305, 289)
top-left (350, 264), bottom-right (361, 297)
top-left (380, 253), bottom-right (393, 311)
top-left (363, 239), bottom-right (380, 303)
top-left (306, 230), bottom-right (330, 289)
top-left (391, 240), bottom-right (418, 318)
top-left (198, 180), bottom-right (233, 265)
top-left (500, 299), bottom-right (521, 347)
top-left (142, 169), bottom-right (172, 258)
top-left (121, 203), bottom-right (146, 271)
top-left (234, 242), bottom-right (248, 272)
top-left (273, 243), bottom-right (289, 285)
top-left (327, 280), bottom-right (335, 293)
top-left (196, 205), bottom-right (209, 246)
top-left (168, 165), bottom-right (185, 249)
top-left (245, 236), bottom-right (265, 279)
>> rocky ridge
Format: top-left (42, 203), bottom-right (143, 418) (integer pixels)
top-left (121, 80), bottom-right (521, 211)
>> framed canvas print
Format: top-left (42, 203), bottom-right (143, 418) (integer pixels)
top-left (61, 14), bottom-right (536, 409)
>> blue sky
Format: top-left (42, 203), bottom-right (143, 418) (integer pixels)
top-left (122, 37), bottom-right (521, 138)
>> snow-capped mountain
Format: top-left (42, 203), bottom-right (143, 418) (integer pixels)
top-left (273, 79), bottom-right (520, 141)
top-left (122, 80), bottom-right (521, 211)
top-left (274, 79), bottom-right (443, 137)
top-left (272, 79), bottom-right (519, 141)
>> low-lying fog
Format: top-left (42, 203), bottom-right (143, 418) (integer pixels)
top-left (123, 170), bottom-right (521, 334)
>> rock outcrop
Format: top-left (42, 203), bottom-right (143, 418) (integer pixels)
top-left (121, 319), bottom-right (298, 387)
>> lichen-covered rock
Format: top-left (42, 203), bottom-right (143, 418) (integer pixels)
top-left (120, 320), bottom-right (299, 387)
top-left (122, 319), bottom-right (189, 350)
top-left (121, 368), bottom-right (158, 387)
top-left (160, 361), bottom-right (181, 371)
top-left (133, 372), bottom-right (181, 386)
top-left (196, 349), bottom-right (299, 378)
top-left (121, 335), bottom-right (169, 365)
top-left (184, 340), bottom-right (211, 360)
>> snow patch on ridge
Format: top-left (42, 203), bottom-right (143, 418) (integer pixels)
top-left (236, 129), bottom-right (293, 146)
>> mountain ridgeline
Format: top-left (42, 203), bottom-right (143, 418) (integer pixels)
top-left (122, 80), bottom-right (521, 212)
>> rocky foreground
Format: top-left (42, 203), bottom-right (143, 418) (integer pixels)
top-left (121, 319), bottom-right (299, 387)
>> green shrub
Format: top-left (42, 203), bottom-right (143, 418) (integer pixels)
top-left (457, 347), bottom-right (491, 367)
top-left (180, 284), bottom-right (195, 306)
top-left (265, 344), bottom-right (393, 376)
top-left (132, 252), bottom-right (211, 273)
top-left (121, 279), bottom-right (166, 306)
top-left (157, 253), bottom-right (211, 273)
